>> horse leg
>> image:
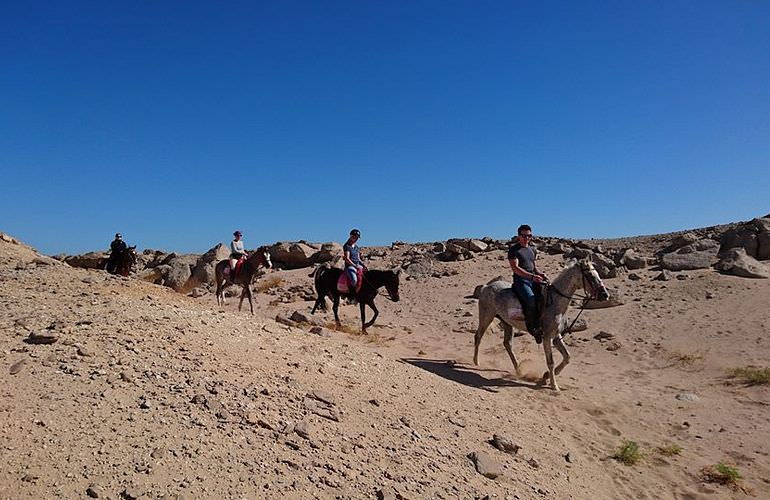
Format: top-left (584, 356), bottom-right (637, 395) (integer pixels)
top-left (502, 323), bottom-right (521, 377)
top-left (360, 301), bottom-right (367, 333)
top-left (332, 295), bottom-right (341, 327)
top-left (553, 335), bottom-right (571, 376)
top-left (238, 286), bottom-right (246, 312)
top-left (540, 333), bottom-right (559, 391)
top-left (473, 304), bottom-right (495, 366)
top-left (363, 300), bottom-right (378, 330)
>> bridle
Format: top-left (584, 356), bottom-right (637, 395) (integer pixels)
top-left (361, 271), bottom-right (399, 302)
top-left (546, 265), bottom-right (605, 336)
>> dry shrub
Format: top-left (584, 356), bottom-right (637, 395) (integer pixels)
top-left (668, 352), bottom-right (703, 367)
top-left (729, 366), bottom-right (770, 386)
top-left (657, 443), bottom-right (682, 456)
top-left (255, 275), bottom-right (283, 293)
top-left (612, 440), bottom-right (642, 466)
top-left (700, 462), bottom-right (748, 492)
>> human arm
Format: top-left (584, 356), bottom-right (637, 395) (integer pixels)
top-left (509, 258), bottom-right (544, 283)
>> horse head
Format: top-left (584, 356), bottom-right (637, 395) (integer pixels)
top-left (127, 246), bottom-right (138, 265)
top-left (384, 268), bottom-right (401, 302)
top-left (577, 260), bottom-right (610, 301)
top-left (251, 246), bottom-right (272, 269)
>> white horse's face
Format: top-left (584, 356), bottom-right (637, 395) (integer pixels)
top-left (579, 260), bottom-right (610, 301)
top-left (263, 249), bottom-right (272, 269)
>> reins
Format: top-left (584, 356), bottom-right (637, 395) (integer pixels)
top-left (361, 271), bottom-right (397, 301)
top-left (545, 269), bottom-right (595, 337)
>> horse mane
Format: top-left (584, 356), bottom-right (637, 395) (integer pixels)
top-left (551, 259), bottom-right (580, 290)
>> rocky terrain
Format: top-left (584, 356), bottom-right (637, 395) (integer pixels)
top-left (2, 215), bottom-right (769, 499)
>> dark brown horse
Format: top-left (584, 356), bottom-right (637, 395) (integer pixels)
top-left (310, 265), bottom-right (401, 333)
top-left (106, 246), bottom-right (137, 277)
top-left (116, 246), bottom-right (137, 277)
top-left (214, 246), bottom-right (272, 314)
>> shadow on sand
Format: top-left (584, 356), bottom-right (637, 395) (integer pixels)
top-left (399, 358), bottom-right (545, 393)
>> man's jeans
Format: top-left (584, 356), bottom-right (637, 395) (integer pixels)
top-left (513, 276), bottom-right (538, 333)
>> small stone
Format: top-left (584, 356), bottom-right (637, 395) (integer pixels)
top-left (468, 451), bottom-right (502, 479)
top-left (490, 434), bottom-right (520, 455)
top-left (376, 486), bottom-right (398, 500)
top-left (675, 392), bottom-right (700, 402)
top-left (593, 331), bottom-right (615, 341)
top-left (122, 485), bottom-right (144, 499)
top-left (294, 421), bottom-right (310, 440)
top-left (706, 292), bottom-right (715, 299)
top-left (605, 341), bottom-right (622, 351)
top-left (564, 452), bottom-right (574, 463)
top-left (86, 485), bottom-right (104, 498)
top-left (150, 448), bottom-right (166, 459)
top-left (76, 345), bottom-right (92, 357)
top-left (9, 359), bottom-right (26, 375)
top-left (527, 457), bottom-right (540, 469)
top-left (25, 330), bottom-right (58, 345)
top-left (368, 399), bottom-right (380, 407)
top-left (120, 371), bottom-right (134, 383)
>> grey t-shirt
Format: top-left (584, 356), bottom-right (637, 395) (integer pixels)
top-left (507, 243), bottom-right (537, 273)
top-left (343, 242), bottom-right (361, 267)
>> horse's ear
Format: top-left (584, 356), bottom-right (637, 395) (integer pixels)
top-left (563, 257), bottom-right (577, 268)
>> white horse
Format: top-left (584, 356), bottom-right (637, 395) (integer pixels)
top-left (473, 259), bottom-right (610, 391)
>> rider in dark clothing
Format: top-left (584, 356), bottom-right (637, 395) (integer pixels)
top-left (508, 224), bottom-right (549, 343)
top-left (106, 233), bottom-right (127, 273)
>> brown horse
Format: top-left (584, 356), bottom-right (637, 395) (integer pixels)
top-left (213, 247), bottom-right (272, 314)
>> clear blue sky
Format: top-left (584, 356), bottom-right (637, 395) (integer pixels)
top-left (2, 1), bottom-right (768, 255)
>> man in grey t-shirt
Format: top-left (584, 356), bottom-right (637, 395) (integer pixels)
top-left (508, 224), bottom-right (549, 343)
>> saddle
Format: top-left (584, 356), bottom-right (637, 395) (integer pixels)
top-left (227, 257), bottom-right (246, 280)
top-left (514, 282), bottom-right (548, 328)
top-left (337, 268), bottom-right (364, 294)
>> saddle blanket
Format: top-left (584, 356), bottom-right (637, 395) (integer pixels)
top-left (225, 257), bottom-right (246, 280)
top-left (337, 268), bottom-right (364, 294)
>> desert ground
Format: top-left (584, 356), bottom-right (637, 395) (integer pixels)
top-left (1, 219), bottom-right (769, 499)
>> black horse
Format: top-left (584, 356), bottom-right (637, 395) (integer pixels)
top-left (310, 266), bottom-right (401, 333)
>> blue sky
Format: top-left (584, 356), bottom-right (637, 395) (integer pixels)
top-left (2, 1), bottom-right (768, 254)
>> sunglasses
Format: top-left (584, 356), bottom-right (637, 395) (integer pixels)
top-left (519, 234), bottom-right (533, 239)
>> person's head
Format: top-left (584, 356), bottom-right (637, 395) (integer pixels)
top-left (233, 230), bottom-right (242, 240)
top-left (517, 224), bottom-right (533, 246)
top-left (115, 233), bottom-right (122, 240)
top-left (349, 228), bottom-right (360, 243)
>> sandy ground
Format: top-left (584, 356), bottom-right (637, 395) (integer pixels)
top-left (1, 230), bottom-right (769, 499)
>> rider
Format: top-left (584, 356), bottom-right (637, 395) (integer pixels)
top-left (508, 224), bottom-right (549, 344)
top-left (343, 228), bottom-right (366, 294)
top-left (230, 231), bottom-right (248, 276)
top-left (106, 233), bottom-right (127, 273)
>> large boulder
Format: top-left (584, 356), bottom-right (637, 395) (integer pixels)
top-left (715, 248), bottom-right (769, 279)
top-left (310, 242), bottom-right (343, 265)
top-left (137, 264), bottom-right (170, 284)
top-left (583, 287), bottom-right (624, 309)
top-left (589, 253), bottom-right (618, 279)
top-left (190, 243), bottom-right (231, 287)
top-left (660, 239), bottom-right (719, 271)
top-left (759, 231), bottom-right (770, 261)
top-left (269, 242), bottom-right (317, 269)
top-left (719, 227), bottom-right (758, 258)
top-left (164, 255), bottom-right (198, 291)
top-left (447, 238), bottom-right (488, 253)
top-left (63, 252), bottom-right (107, 270)
top-left (620, 249), bottom-right (647, 270)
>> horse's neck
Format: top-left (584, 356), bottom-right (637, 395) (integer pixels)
top-left (549, 266), bottom-right (582, 312)
top-left (363, 270), bottom-right (384, 288)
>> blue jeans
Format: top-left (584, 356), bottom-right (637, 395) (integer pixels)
top-left (513, 276), bottom-right (538, 333)
top-left (346, 266), bottom-right (359, 289)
